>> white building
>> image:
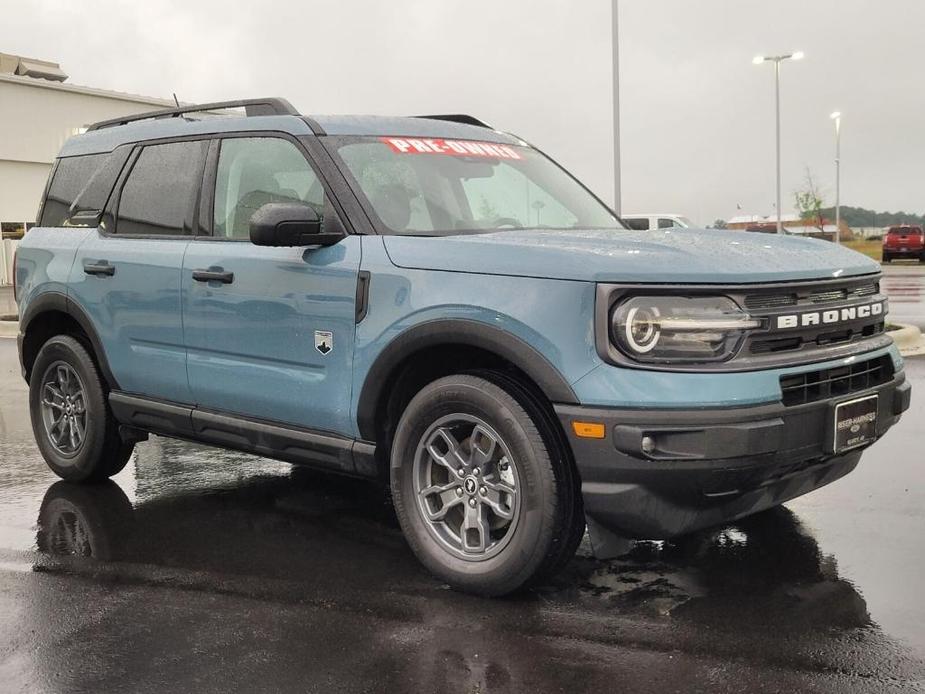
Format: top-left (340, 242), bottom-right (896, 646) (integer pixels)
top-left (0, 53), bottom-right (176, 284)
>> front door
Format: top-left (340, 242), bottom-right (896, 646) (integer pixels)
top-left (182, 136), bottom-right (360, 437)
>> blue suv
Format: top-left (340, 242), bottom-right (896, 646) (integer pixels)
top-left (15, 98), bottom-right (911, 595)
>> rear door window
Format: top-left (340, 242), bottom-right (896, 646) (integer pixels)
top-left (40, 153), bottom-right (107, 226)
top-left (116, 141), bottom-right (207, 236)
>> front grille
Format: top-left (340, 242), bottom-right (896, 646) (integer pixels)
top-left (750, 321), bottom-right (886, 354)
top-left (851, 283), bottom-right (879, 298)
top-left (744, 281), bottom-right (879, 311)
top-left (809, 289), bottom-right (845, 303)
top-left (779, 355), bottom-right (894, 406)
top-left (745, 293), bottom-right (797, 310)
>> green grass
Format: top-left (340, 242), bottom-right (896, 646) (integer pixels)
top-left (843, 239), bottom-right (883, 261)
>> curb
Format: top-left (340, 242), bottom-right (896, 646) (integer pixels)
top-left (0, 320), bottom-right (18, 338)
top-left (890, 323), bottom-right (925, 358)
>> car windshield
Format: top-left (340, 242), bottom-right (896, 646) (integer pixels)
top-left (332, 136), bottom-right (623, 236)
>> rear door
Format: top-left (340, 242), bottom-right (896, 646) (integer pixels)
top-left (181, 135), bottom-right (361, 437)
top-left (69, 139), bottom-right (208, 403)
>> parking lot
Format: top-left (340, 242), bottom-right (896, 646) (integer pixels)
top-left (883, 263), bottom-right (925, 329)
top-left (0, 336), bottom-right (923, 692)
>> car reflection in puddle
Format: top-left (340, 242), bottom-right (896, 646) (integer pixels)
top-left (563, 507), bottom-right (870, 634)
top-left (35, 454), bottom-right (869, 643)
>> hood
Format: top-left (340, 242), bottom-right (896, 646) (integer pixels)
top-left (383, 227), bottom-right (880, 284)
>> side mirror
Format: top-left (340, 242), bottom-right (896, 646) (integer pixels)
top-left (249, 202), bottom-right (344, 247)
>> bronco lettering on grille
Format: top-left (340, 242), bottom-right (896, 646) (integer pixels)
top-left (775, 301), bottom-right (884, 330)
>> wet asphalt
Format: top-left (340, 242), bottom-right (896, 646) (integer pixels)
top-left (0, 337), bottom-right (924, 693)
top-left (882, 264), bottom-right (925, 329)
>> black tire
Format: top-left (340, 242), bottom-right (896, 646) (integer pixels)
top-left (882, 253), bottom-right (891, 263)
top-left (390, 374), bottom-right (580, 596)
top-left (470, 370), bottom-right (585, 582)
top-left (29, 335), bottom-right (133, 482)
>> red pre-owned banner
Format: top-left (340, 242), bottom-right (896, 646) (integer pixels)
top-left (380, 137), bottom-right (522, 160)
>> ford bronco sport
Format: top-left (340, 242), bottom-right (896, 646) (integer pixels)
top-left (15, 98), bottom-right (911, 596)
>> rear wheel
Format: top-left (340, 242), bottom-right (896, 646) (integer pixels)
top-left (390, 374), bottom-right (581, 596)
top-left (29, 335), bottom-right (133, 482)
top-left (882, 253), bottom-right (891, 263)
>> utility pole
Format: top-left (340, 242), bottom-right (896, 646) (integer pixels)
top-left (831, 111), bottom-right (842, 244)
top-left (612, 0), bottom-right (621, 215)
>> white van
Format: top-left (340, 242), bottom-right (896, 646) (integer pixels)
top-left (622, 214), bottom-right (694, 231)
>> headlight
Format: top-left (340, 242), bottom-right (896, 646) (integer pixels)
top-left (611, 296), bottom-right (762, 363)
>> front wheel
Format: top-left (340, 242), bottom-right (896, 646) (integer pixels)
top-left (390, 374), bottom-right (580, 596)
top-left (29, 335), bottom-right (134, 482)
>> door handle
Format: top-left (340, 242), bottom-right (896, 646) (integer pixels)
top-left (192, 268), bottom-right (234, 284)
top-left (83, 260), bottom-right (115, 277)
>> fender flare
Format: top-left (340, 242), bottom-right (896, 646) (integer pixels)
top-left (356, 318), bottom-right (578, 440)
top-left (20, 291), bottom-right (119, 389)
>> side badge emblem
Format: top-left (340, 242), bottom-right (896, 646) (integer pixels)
top-left (314, 330), bottom-right (333, 355)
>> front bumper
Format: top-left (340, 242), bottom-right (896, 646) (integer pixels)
top-left (556, 371), bottom-right (910, 542)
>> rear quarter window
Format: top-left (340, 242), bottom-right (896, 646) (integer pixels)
top-left (39, 154), bottom-right (107, 227)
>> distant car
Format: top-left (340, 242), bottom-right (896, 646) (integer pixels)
top-left (621, 214), bottom-right (694, 231)
top-left (882, 225), bottom-right (924, 263)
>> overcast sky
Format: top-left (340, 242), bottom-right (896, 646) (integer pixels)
top-left (2, 0), bottom-right (922, 225)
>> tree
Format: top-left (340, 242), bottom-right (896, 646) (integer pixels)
top-left (794, 168), bottom-right (826, 230)
top-left (710, 219), bottom-right (727, 229)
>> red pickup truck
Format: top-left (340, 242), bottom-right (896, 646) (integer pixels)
top-left (882, 225), bottom-right (925, 263)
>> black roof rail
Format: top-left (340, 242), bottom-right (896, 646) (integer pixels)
top-left (86, 97), bottom-right (300, 132)
top-left (414, 114), bottom-right (493, 129)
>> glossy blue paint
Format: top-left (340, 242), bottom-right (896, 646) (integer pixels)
top-left (350, 237), bottom-right (597, 437)
top-left (182, 237), bottom-right (361, 432)
top-left (13, 227), bottom-right (84, 311)
top-left (68, 232), bottom-right (192, 403)
top-left (383, 227), bottom-right (881, 284)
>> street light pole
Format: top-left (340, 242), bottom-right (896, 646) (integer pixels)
top-left (831, 111), bottom-right (842, 244)
top-left (774, 59), bottom-right (782, 235)
top-left (612, 0), bottom-right (621, 215)
top-left (753, 51), bottom-right (804, 234)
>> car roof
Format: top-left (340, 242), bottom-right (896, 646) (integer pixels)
top-left (59, 109), bottom-right (522, 158)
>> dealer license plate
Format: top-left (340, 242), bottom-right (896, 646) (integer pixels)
top-left (833, 395), bottom-right (878, 453)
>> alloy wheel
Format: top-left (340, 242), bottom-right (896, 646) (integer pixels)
top-left (412, 414), bottom-right (520, 561)
top-left (39, 362), bottom-right (88, 457)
